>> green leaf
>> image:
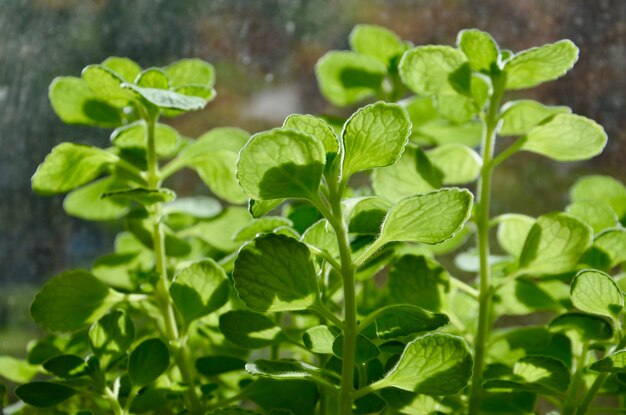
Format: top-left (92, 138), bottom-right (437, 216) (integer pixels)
top-left (111, 121), bottom-right (180, 157)
top-left (456, 29), bottom-right (499, 72)
top-left (89, 309), bottom-right (135, 369)
top-left (340, 101), bottom-right (411, 178)
top-left (416, 119), bottom-right (483, 147)
top-left (378, 188), bottom-right (473, 245)
top-left (163, 196), bottom-right (222, 218)
top-left (484, 356), bottom-right (570, 394)
top-left (591, 229), bottom-right (626, 268)
top-left (32, 143), bottom-right (118, 195)
top-left (380, 389), bottom-right (460, 415)
top-left (283, 114), bottom-right (339, 166)
top-left (43, 354), bottom-right (86, 378)
top-left (591, 350), bottom-right (626, 373)
top-left (499, 100), bottom-right (571, 136)
top-left (426, 144), bottom-right (481, 185)
top-left (520, 114), bottom-right (607, 161)
top-left (135, 68), bottom-right (170, 89)
top-left (49, 77), bottom-right (122, 127)
top-left (345, 197), bottom-right (391, 235)
top-left (170, 259), bottom-right (229, 323)
top-left (550, 312), bottom-right (613, 342)
top-left (0, 356), bottom-right (38, 383)
top-left (349, 24), bottom-right (407, 68)
top-left (571, 269), bottom-right (623, 320)
top-left (103, 187), bottom-right (176, 205)
top-left (128, 338), bottom-right (170, 386)
top-left (361, 304), bottom-right (449, 339)
top-left (505, 40), bottom-right (579, 90)
top-left (219, 310), bottom-right (283, 349)
top-left (570, 175), bottom-right (626, 220)
top-left (247, 378), bottom-right (319, 415)
top-left (399, 45), bottom-right (467, 95)
top-left (102, 57), bottom-right (142, 82)
top-left (164, 58), bottom-right (215, 88)
top-left (301, 219), bottom-right (339, 258)
top-left (234, 217), bottom-right (293, 242)
top-left (15, 382), bottom-right (76, 407)
top-left (196, 355), bottom-right (245, 376)
top-left (181, 207), bottom-right (252, 252)
top-left (372, 333), bottom-right (472, 395)
top-left (519, 213), bottom-right (592, 274)
top-left (237, 128), bottom-right (325, 201)
top-left (315, 51), bottom-right (387, 106)
top-left (566, 201), bottom-right (619, 234)
top-left (233, 234), bottom-right (319, 312)
top-left (436, 90), bottom-right (476, 123)
top-left (64, 177), bottom-right (130, 221)
top-left (82, 64), bottom-right (132, 105)
top-left (496, 214), bottom-right (535, 257)
top-left (246, 360), bottom-right (340, 390)
top-left (125, 209), bottom-right (192, 257)
top-left (372, 146), bottom-right (440, 202)
top-left (388, 255), bottom-right (450, 312)
top-left (31, 270), bottom-right (122, 332)
top-left (494, 279), bottom-right (564, 316)
top-left (302, 325), bottom-right (339, 354)
top-left (332, 335), bottom-right (380, 364)
top-left (122, 82), bottom-right (210, 111)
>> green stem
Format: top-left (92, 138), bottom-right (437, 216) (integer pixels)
top-left (563, 342), bottom-right (589, 415)
top-left (576, 373), bottom-right (609, 415)
top-left (467, 73), bottom-right (506, 415)
top-left (103, 386), bottom-right (124, 415)
top-left (145, 113), bottom-right (202, 414)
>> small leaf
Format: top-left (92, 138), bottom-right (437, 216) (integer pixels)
top-left (361, 304), bottom-right (449, 339)
top-left (89, 309), bottom-right (135, 369)
top-left (0, 356), bottom-right (38, 383)
top-left (31, 270), bottom-right (122, 332)
top-left (64, 177), bottom-right (130, 221)
top-left (122, 83), bottom-right (210, 111)
top-left (128, 338), bottom-right (170, 386)
top-left (233, 234), bottom-right (319, 312)
top-left (82, 65), bottom-right (132, 105)
top-left (519, 213), bottom-right (592, 275)
top-left (372, 333), bottom-right (472, 395)
top-left (520, 114), bottom-right (607, 161)
top-left (457, 29), bottom-right (499, 72)
top-left (111, 121), bottom-right (180, 157)
top-left (388, 255), bottom-right (450, 312)
top-left (570, 175), bottom-right (626, 220)
top-left (341, 101), bottom-right (411, 178)
top-left (301, 219), bottom-right (339, 258)
top-left (302, 325), bottom-right (339, 354)
top-left (485, 356), bottom-right (570, 395)
top-left (565, 200), bottom-right (619, 234)
top-left (196, 355), bottom-right (246, 376)
top-left (550, 312), bottom-right (613, 342)
top-left (102, 57), bottom-right (142, 82)
top-left (163, 196), bottom-right (222, 218)
top-left (103, 187), bottom-right (176, 205)
top-left (499, 100), bottom-right (571, 136)
top-left (192, 151), bottom-right (247, 204)
top-left (416, 119), bottom-right (483, 147)
top-left (169, 259), bottom-right (229, 323)
top-left (496, 214), bottom-right (535, 257)
top-left (234, 217), bottom-right (293, 242)
top-left (181, 207), bottom-right (251, 252)
top-left (571, 269), bottom-right (623, 320)
top-left (246, 360), bottom-right (340, 390)
top-left (505, 40), bottom-right (579, 90)
top-left (283, 114), bottom-right (339, 161)
top-left (237, 128), bottom-right (325, 201)
top-left (219, 310), bottom-right (283, 349)
top-left (43, 354), bottom-right (86, 378)
top-left (15, 382), bottom-right (76, 407)
top-left (164, 58), bottom-right (215, 88)
top-left (349, 24), bottom-right (407, 68)
top-left (315, 51), bottom-right (387, 106)
top-left (426, 144), bottom-right (481, 185)
top-left (378, 188), bottom-right (473, 245)
top-left (592, 229), bottom-right (626, 268)
top-left (135, 68), bottom-right (170, 89)
top-left (591, 350), bottom-right (626, 373)
top-left (332, 335), bottom-right (380, 363)
top-left (399, 45), bottom-right (467, 95)
top-left (345, 197), bottom-right (391, 235)
top-left (32, 143), bottom-right (118, 195)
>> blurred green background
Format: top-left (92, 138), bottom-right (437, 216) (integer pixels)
top-left (1, 0), bottom-right (625, 356)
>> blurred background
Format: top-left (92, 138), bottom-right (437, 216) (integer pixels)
top-left (1, 0), bottom-right (625, 356)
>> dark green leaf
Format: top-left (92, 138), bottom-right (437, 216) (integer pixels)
top-left (89, 309), bottom-right (135, 368)
top-left (591, 350), bottom-right (626, 373)
top-left (332, 334), bottom-right (380, 363)
top-left (246, 360), bottom-right (340, 390)
top-left (363, 304), bottom-right (449, 340)
top-left (302, 325), bottom-right (339, 354)
top-left (103, 187), bottom-right (176, 205)
top-left (219, 310), bottom-right (283, 349)
top-left (43, 354), bottom-right (86, 378)
top-left (247, 378), bottom-right (319, 415)
top-left (196, 355), bottom-right (245, 376)
top-left (128, 338), bottom-right (170, 386)
top-left (388, 255), bottom-right (450, 312)
top-left (234, 217), bottom-right (293, 242)
top-left (550, 312), bottom-right (613, 342)
top-left (15, 382), bottom-right (76, 407)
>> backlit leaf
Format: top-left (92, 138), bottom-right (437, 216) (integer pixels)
top-left (457, 29), bottom-right (499, 72)
top-left (571, 269), bottom-right (623, 320)
top-left (399, 46), bottom-right (467, 95)
top-left (499, 100), bottom-right (571, 136)
top-left (219, 310), bottom-right (283, 349)
top-left (349, 24), bottom-right (407, 68)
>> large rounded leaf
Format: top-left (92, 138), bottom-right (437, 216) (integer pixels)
top-left (399, 46), bottom-right (467, 95)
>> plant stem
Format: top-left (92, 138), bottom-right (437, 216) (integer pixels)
top-left (145, 113), bottom-right (202, 414)
top-left (576, 373), bottom-right (609, 415)
top-left (103, 386), bottom-right (124, 415)
top-left (563, 343), bottom-right (589, 415)
top-left (467, 73), bottom-right (506, 415)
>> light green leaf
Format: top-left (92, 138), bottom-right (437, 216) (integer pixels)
top-left (31, 270), bottom-right (123, 332)
top-left (371, 333), bottom-right (472, 395)
top-left (591, 350), bottom-right (626, 373)
top-left (249, 199), bottom-right (283, 218)
top-left (237, 128), bottom-right (325, 200)
top-left (457, 29), bottom-right (499, 72)
top-left (361, 304), bottom-right (449, 339)
top-left (494, 279), bottom-right (564, 316)
top-left (565, 201), bottom-right (619, 234)
top-left (436, 91), bottom-right (477, 123)
top-left (341, 102), bottom-right (411, 178)
top-left (505, 40), bottom-right (579, 90)
top-left (550, 312), bottom-right (613, 342)
top-left (128, 338), bottom-right (170, 386)
top-left (349, 24), bottom-right (407, 68)
top-left (345, 197), bottom-right (391, 235)
top-left (570, 175), bottom-right (626, 220)
top-left (234, 217), bottom-right (293, 242)
top-left (416, 119), bottom-right (483, 147)
top-left (181, 207), bottom-right (251, 252)
top-left (32, 143), bottom-right (118, 195)
top-left (332, 334), bottom-right (380, 364)
top-left (125, 209), bottom-right (191, 257)
top-left (499, 100), bottom-right (571, 136)
top-left (399, 45), bottom-right (467, 95)
top-left (64, 177), bottom-right (130, 221)
top-left (520, 114), bottom-right (607, 161)
top-left (111, 121), bottom-right (180, 157)
top-left (15, 382), bottom-right (76, 408)
top-left (91, 252), bottom-right (141, 291)
top-left (372, 146), bottom-right (441, 203)
top-left (593, 229), bottom-right (626, 268)
top-left (194, 150), bottom-right (247, 203)
top-left (427, 144), bottom-right (481, 185)
top-left (378, 188), bottom-right (473, 245)
top-left (519, 213), bottom-right (592, 274)
top-left (246, 360), bottom-right (340, 390)
top-left (169, 259), bottom-right (229, 323)
top-left (388, 255), bottom-right (450, 312)
top-left (183, 127), bottom-right (250, 158)
top-left (102, 57), bottom-right (142, 82)
top-left (571, 269), bottom-right (623, 320)
top-left (496, 214), bottom-right (535, 257)
top-left (89, 309), bottom-right (135, 369)
top-left (82, 64), bottom-right (133, 105)
top-left (135, 68), bottom-right (170, 89)
top-left (164, 58), bottom-right (215, 88)
top-left (301, 219), bottom-right (338, 258)
top-left (122, 82), bottom-right (209, 111)
top-left (233, 234), bottom-right (318, 312)
top-left (283, 114), bottom-right (339, 160)
top-left (219, 310), bottom-right (283, 349)
top-left (484, 356), bottom-right (570, 394)
top-left (48, 77), bottom-right (122, 127)
top-left (163, 196), bottom-right (222, 218)
top-left (0, 356), bottom-right (38, 383)
top-left (302, 325), bottom-right (338, 354)
top-left (315, 51), bottom-right (387, 106)
top-left (103, 187), bottom-right (176, 205)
